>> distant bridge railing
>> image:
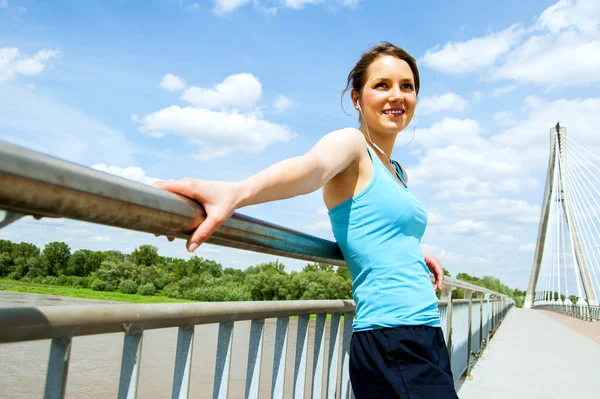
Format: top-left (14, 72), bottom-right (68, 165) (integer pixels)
top-left (0, 141), bottom-right (514, 398)
top-left (533, 303), bottom-right (600, 322)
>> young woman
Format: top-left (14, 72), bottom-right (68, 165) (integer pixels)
top-left (154, 42), bottom-right (458, 398)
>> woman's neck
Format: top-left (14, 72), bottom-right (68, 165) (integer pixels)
top-left (361, 126), bottom-right (397, 159)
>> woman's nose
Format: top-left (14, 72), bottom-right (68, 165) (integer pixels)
top-left (389, 86), bottom-right (403, 102)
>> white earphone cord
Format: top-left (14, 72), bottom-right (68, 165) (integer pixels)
top-left (357, 106), bottom-right (417, 167)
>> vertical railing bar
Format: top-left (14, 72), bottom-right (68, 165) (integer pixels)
top-left (118, 331), bottom-right (144, 399)
top-left (44, 336), bottom-right (72, 399)
top-left (479, 295), bottom-right (484, 350)
top-left (172, 326), bottom-right (195, 399)
top-left (311, 314), bottom-right (327, 399)
top-left (271, 317), bottom-right (289, 399)
top-left (213, 322), bottom-right (234, 399)
top-left (340, 312), bottom-right (354, 399)
top-left (326, 313), bottom-right (341, 399)
top-left (245, 319), bottom-right (264, 399)
top-left (465, 290), bottom-right (474, 378)
top-left (441, 286), bottom-right (454, 360)
top-left (293, 315), bottom-right (310, 399)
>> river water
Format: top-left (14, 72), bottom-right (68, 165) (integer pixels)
top-left (0, 292), bottom-right (337, 398)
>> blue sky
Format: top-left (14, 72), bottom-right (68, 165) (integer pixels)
top-left (1, 0), bottom-right (600, 290)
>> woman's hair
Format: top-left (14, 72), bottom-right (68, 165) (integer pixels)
top-left (342, 42), bottom-right (420, 108)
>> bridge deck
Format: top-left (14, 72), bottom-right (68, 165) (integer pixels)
top-left (458, 308), bottom-right (600, 399)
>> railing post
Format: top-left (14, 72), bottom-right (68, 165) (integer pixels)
top-left (293, 316), bottom-right (309, 399)
top-left (476, 292), bottom-right (484, 355)
top-left (326, 313), bottom-right (342, 399)
top-left (340, 312), bottom-right (354, 399)
top-left (118, 331), bottom-right (144, 399)
top-left (172, 326), bottom-right (195, 399)
top-left (271, 317), bottom-right (289, 399)
top-left (464, 289), bottom-right (474, 378)
top-left (311, 314), bottom-right (327, 398)
top-left (213, 322), bottom-right (234, 399)
top-left (44, 336), bottom-right (72, 399)
top-left (246, 320), bottom-right (265, 399)
top-left (441, 285), bottom-right (454, 359)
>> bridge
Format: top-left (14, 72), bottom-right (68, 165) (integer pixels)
top-left (0, 123), bottom-right (598, 398)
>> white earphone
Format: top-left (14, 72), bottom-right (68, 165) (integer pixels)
top-left (356, 99), bottom-right (417, 184)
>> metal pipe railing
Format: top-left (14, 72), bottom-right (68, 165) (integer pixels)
top-left (0, 141), bottom-right (515, 398)
top-left (0, 300), bottom-right (355, 343)
top-left (0, 140), bottom-right (503, 295)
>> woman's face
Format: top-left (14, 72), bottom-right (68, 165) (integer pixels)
top-left (355, 55), bottom-right (417, 136)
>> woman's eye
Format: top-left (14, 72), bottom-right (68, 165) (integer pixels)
top-left (375, 82), bottom-right (387, 88)
top-left (401, 83), bottom-right (414, 91)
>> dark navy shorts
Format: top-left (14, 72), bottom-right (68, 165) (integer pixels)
top-left (349, 325), bottom-right (459, 399)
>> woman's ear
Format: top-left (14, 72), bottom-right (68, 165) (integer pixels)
top-left (351, 90), bottom-right (359, 110)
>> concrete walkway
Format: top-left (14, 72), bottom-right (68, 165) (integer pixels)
top-left (458, 308), bottom-right (600, 399)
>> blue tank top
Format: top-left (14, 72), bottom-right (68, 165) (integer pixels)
top-left (328, 146), bottom-right (440, 331)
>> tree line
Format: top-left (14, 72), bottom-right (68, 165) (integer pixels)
top-left (0, 239), bottom-right (525, 306)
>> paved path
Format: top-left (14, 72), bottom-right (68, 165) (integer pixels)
top-left (458, 308), bottom-right (600, 399)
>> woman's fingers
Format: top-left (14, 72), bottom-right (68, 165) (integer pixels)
top-left (186, 214), bottom-right (225, 252)
top-left (153, 179), bottom-right (198, 199)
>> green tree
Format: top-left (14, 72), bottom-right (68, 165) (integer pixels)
top-left (67, 250), bottom-right (88, 276)
top-left (131, 245), bottom-right (159, 267)
top-left (43, 242), bottom-right (71, 276)
top-left (12, 242), bottom-right (40, 260)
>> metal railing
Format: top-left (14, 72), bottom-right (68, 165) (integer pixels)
top-left (533, 303), bottom-right (600, 322)
top-left (0, 141), bottom-right (514, 398)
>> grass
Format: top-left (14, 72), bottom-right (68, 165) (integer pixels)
top-left (0, 279), bottom-right (351, 320)
top-left (0, 279), bottom-right (191, 304)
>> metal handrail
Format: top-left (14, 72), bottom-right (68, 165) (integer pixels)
top-left (0, 300), bottom-right (355, 343)
top-left (0, 141), bottom-right (505, 297)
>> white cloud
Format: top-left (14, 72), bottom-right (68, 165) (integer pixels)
top-left (185, 3), bottom-right (200, 12)
top-left (448, 219), bottom-right (491, 235)
top-left (491, 96), bottom-right (600, 169)
top-left (91, 235), bottom-right (111, 242)
top-left (408, 117), bottom-right (483, 150)
top-left (0, 1), bottom-right (7, 8)
top-left (493, 111), bottom-right (516, 126)
top-left (273, 95), bottom-right (292, 113)
top-left (417, 93), bottom-right (468, 115)
top-left (491, 30), bottom-right (600, 86)
top-left (182, 73), bottom-right (262, 111)
top-left (519, 243), bottom-right (537, 253)
top-left (0, 48), bottom-right (59, 82)
top-left (136, 105), bottom-right (295, 160)
top-left (451, 198), bottom-right (541, 224)
top-left (472, 91), bottom-right (483, 103)
top-left (536, 0), bottom-right (599, 35)
top-left (159, 73), bottom-right (187, 91)
top-left (498, 178), bottom-right (539, 191)
top-left (491, 85), bottom-right (516, 96)
top-left (497, 234), bottom-right (519, 243)
top-left (284, 0), bottom-right (323, 9)
top-left (213, 0), bottom-right (251, 13)
top-left (470, 256), bottom-right (490, 264)
top-left (423, 1), bottom-right (600, 87)
top-left (337, 0), bottom-right (359, 6)
top-left (434, 177), bottom-right (494, 199)
top-left (92, 164), bottom-right (160, 185)
top-left (422, 24), bottom-right (524, 75)
top-left (0, 84), bottom-right (135, 167)
top-left (409, 144), bottom-right (523, 185)
top-left (422, 244), bottom-right (465, 263)
top-left (427, 211), bottom-right (445, 225)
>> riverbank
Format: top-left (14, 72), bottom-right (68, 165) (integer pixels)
top-left (0, 278), bottom-right (191, 304)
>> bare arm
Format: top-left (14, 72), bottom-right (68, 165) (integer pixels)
top-left (237, 128), bottom-right (365, 207)
top-left (154, 128), bottom-right (365, 251)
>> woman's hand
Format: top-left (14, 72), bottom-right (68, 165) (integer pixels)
top-left (422, 248), bottom-right (444, 291)
top-left (153, 178), bottom-right (243, 252)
